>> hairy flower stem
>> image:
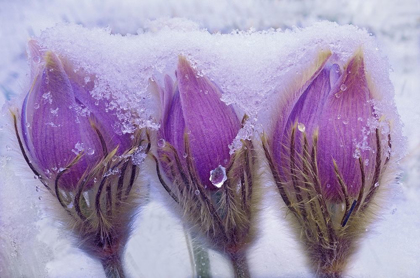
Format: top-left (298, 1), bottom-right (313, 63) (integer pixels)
top-left (184, 225), bottom-right (212, 278)
top-left (192, 240), bottom-right (211, 278)
top-left (101, 255), bottom-right (125, 278)
top-left (229, 251), bottom-right (250, 278)
top-left (322, 273), bottom-right (341, 278)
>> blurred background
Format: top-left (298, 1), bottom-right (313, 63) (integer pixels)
top-left (0, 0), bottom-right (419, 277)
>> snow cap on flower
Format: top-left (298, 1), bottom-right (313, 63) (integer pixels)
top-left (271, 49), bottom-right (389, 202)
top-left (20, 41), bottom-right (132, 190)
top-left (157, 56), bottom-right (241, 190)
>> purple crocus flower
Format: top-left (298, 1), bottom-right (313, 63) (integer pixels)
top-left (263, 50), bottom-right (392, 276)
top-left (153, 56), bottom-right (255, 277)
top-left (20, 41), bottom-right (132, 191)
top-left (13, 41), bottom-right (149, 278)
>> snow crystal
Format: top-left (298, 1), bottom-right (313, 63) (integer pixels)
top-left (30, 20), bottom-right (403, 156)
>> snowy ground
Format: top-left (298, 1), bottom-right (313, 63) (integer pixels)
top-left (0, 0), bottom-right (420, 277)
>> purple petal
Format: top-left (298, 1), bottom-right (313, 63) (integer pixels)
top-left (176, 57), bottom-right (241, 189)
top-left (160, 75), bottom-right (176, 128)
top-left (162, 87), bottom-right (186, 154)
top-left (157, 76), bottom-right (186, 182)
top-left (61, 60), bottom-right (132, 155)
top-left (317, 52), bottom-right (376, 200)
top-left (272, 52), bottom-right (332, 180)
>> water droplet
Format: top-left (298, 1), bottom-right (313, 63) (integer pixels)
top-left (326, 183), bottom-right (331, 188)
top-left (87, 148), bottom-right (95, 155)
top-left (157, 138), bottom-right (166, 148)
top-left (342, 120), bottom-right (349, 125)
top-left (183, 153), bottom-right (188, 158)
top-left (6, 145), bottom-right (11, 151)
top-left (26, 122), bottom-right (31, 128)
top-left (334, 92), bottom-right (341, 98)
top-left (195, 189), bottom-right (200, 195)
top-left (32, 55), bottom-right (41, 64)
top-left (391, 208), bottom-right (397, 214)
top-left (374, 182), bottom-right (379, 188)
top-left (357, 117), bottom-right (363, 122)
top-left (297, 123), bottom-right (305, 132)
top-left (340, 84), bottom-right (347, 91)
top-left (34, 175), bottom-right (39, 180)
top-left (0, 125), bottom-right (3, 131)
top-left (337, 114), bottom-right (341, 120)
top-left (34, 103), bottom-right (40, 109)
top-left (209, 165), bottom-right (227, 188)
top-left (364, 159), bottom-right (369, 166)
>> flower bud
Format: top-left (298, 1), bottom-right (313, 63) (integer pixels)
top-left (158, 56), bottom-right (241, 189)
top-left (263, 49), bottom-right (394, 276)
top-left (20, 41), bottom-right (131, 191)
top-left (272, 49), bottom-right (383, 203)
top-left (13, 42), bottom-right (149, 278)
top-left (152, 57), bottom-right (255, 272)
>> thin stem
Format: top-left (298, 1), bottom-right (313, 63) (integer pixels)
top-left (229, 251), bottom-right (250, 278)
top-left (319, 271), bottom-right (342, 278)
top-left (192, 240), bottom-right (211, 278)
top-left (101, 255), bottom-right (126, 278)
top-left (184, 225), bottom-right (212, 278)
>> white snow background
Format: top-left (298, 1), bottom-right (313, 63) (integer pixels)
top-left (0, 0), bottom-right (419, 277)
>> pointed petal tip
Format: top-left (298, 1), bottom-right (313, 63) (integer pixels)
top-left (178, 55), bottom-right (189, 66)
top-left (28, 39), bottom-right (41, 58)
top-left (317, 49), bottom-right (333, 66)
top-left (177, 56), bottom-right (197, 80)
top-left (345, 48), bottom-right (365, 73)
top-left (44, 51), bottom-right (61, 69)
top-left (304, 49), bottom-right (332, 79)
